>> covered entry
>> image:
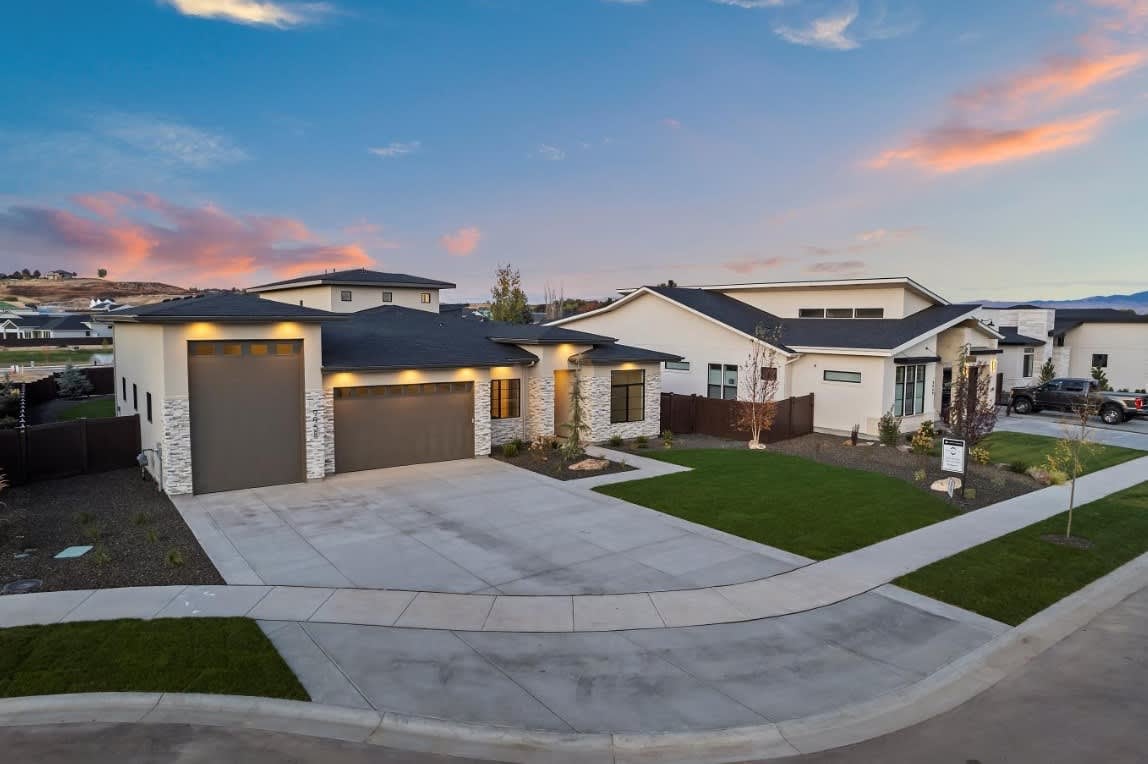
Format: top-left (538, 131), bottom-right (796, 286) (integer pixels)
top-left (188, 339), bottom-right (305, 494)
top-left (334, 382), bottom-right (474, 473)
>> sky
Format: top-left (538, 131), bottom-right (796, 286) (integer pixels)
top-left (1, 0), bottom-right (1147, 303)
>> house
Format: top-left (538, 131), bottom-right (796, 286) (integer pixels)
top-left (978, 305), bottom-right (1148, 391)
top-left (46, 269), bottom-right (77, 280)
top-left (0, 312), bottom-right (99, 340)
top-left (107, 270), bottom-right (677, 495)
top-left (549, 277), bottom-right (1002, 437)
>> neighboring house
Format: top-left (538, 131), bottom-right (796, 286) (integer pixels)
top-left (90, 298), bottom-right (124, 311)
top-left (108, 270), bottom-right (677, 495)
top-left (550, 277), bottom-right (1002, 437)
top-left (0, 312), bottom-right (99, 340)
top-left (248, 268), bottom-right (455, 313)
top-left (979, 305), bottom-right (1148, 391)
top-left (46, 269), bottom-right (77, 280)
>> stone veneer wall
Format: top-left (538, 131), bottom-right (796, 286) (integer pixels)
top-left (491, 417), bottom-right (523, 447)
top-left (525, 376), bottom-right (554, 440)
top-left (584, 366), bottom-right (662, 442)
top-left (304, 390), bottom-right (328, 480)
top-left (321, 389), bottom-right (336, 475)
top-left (161, 397), bottom-right (193, 495)
top-left (473, 380), bottom-right (492, 456)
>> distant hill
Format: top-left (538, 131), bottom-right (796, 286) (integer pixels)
top-left (979, 289), bottom-right (1148, 314)
top-left (0, 277), bottom-right (190, 311)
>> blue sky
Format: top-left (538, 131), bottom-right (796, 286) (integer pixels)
top-left (2, 0), bottom-right (1146, 301)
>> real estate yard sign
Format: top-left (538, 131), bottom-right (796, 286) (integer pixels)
top-left (941, 437), bottom-right (966, 475)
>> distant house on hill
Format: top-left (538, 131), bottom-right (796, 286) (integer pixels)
top-left (46, 269), bottom-right (77, 280)
top-left (0, 313), bottom-right (99, 340)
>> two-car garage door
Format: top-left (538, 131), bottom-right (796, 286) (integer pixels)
top-left (334, 382), bottom-right (475, 473)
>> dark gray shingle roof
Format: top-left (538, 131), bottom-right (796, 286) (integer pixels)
top-left (997, 326), bottom-right (1046, 346)
top-left (1053, 308), bottom-right (1148, 335)
top-left (486, 324), bottom-right (616, 345)
top-left (251, 268), bottom-right (456, 291)
top-left (569, 343), bottom-right (683, 365)
top-left (105, 293), bottom-right (341, 322)
top-left (4, 313), bottom-right (93, 331)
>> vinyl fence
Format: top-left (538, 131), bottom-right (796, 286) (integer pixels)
top-left (659, 393), bottom-right (815, 443)
top-left (19, 366), bottom-right (116, 406)
top-left (0, 414), bottom-right (141, 485)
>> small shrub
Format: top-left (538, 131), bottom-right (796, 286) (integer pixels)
top-left (636, 435), bottom-right (649, 449)
top-left (529, 435), bottom-right (557, 459)
top-left (990, 473), bottom-right (1007, 489)
top-left (56, 364), bottom-right (94, 399)
top-left (511, 438), bottom-right (525, 451)
top-left (969, 445), bottom-right (991, 465)
top-left (132, 511), bottom-right (152, 526)
top-left (166, 548), bottom-right (186, 567)
top-left (912, 468), bottom-right (926, 483)
top-left (73, 511), bottom-right (94, 526)
top-left (92, 546), bottom-right (112, 566)
top-left (145, 528), bottom-right (159, 544)
top-left (662, 429), bottom-right (674, 448)
top-left (1047, 469), bottom-right (1068, 486)
top-left (963, 487), bottom-right (977, 500)
top-left (501, 442), bottom-right (519, 458)
top-left (82, 525), bottom-right (102, 542)
top-left (608, 434), bottom-right (623, 448)
top-left (1008, 460), bottom-right (1028, 474)
top-left (877, 409), bottom-right (901, 447)
top-left (909, 422), bottom-right (936, 456)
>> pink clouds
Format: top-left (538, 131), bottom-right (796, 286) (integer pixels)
top-left (806, 260), bottom-right (867, 274)
top-left (0, 192), bottom-right (373, 286)
top-left (954, 51), bottom-right (1146, 113)
top-left (439, 226), bottom-right (481, 256)
top-left (722, 256), bottom-right (790, 275)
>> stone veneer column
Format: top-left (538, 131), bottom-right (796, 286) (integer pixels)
top-left (161, 397), bottom-right (193, 495)
top-left (473, 380), bottom-right (492, 456)
top-left (585, 366), bottom-right (662, 442)
top-left (491, 418), bottom-right (523, 446)
top-left (303, 390), bottom-right (328, 480)
top-left (526, 376), bottom-right (554, 440)
top-left (321, 389), bottom-right (335, 475)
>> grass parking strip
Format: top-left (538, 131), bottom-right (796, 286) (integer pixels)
top-left (977, 431), bottom-right (1141, 475)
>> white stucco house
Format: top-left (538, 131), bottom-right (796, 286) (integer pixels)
top-left (978, 305), bottom-right (1148, 392)
top-left (108, 268), bottom-right (677, 496)
top-left (549, 277), bottom-right (1003, 437)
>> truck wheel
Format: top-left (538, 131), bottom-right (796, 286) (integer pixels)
top-left (1100, 406), bottom-right (1124, 425)
top-left (1012, 397), bottom-right (1033, 414)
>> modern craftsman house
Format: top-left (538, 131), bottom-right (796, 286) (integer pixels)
top-left (550, 277), bottom-right (1003, 437)
top-left (108, 269), bottom-right (676, 495)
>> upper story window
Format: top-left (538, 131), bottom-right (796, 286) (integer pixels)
top-left (382, 291), bottom-right (393, 303)
top-left (798, 308), bottom-right (825, 318)
top-left (854, 308), bottom-right (884, 318)
top-left (825, 308), bottom-right (853, 318)
top-left (664, 360), bottom-right (690, 371)
top-left (1023, 347), bottom-right (1035, 377)
top-left (340, 290), bottom-right (353, 302)
top-left (420, 292), bottom-right (432, 304)
top-left (799, 307), bottom-right (885, 319)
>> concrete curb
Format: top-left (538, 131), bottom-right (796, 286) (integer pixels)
top-left (2, 548), bottom-right (1145, 763)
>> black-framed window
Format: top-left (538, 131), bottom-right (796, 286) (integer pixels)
top-left (1055, 335), bottom-right (1065, 347)
top-left (1092, 353), bottom-right (1108, 368)
top-left (122, 377), bottom-right (127, 401)
top-left (611, 370), bottom-right (645, 423)
top-left (146, 392), bottom-right (152, 423)
top-left (823, 369), bottom-right (862, 383)
top-left (707, 363), bottom-right (738, 399)
top-left (798, 308), bottom-right (825, 318)
top-left (340, 290), bottom-right (353, 302)
top-left (420, 292), bottom-right (432, 304)
top-left (132, 383), bottom-right (138, 411)
top-left (1023, 348), bottom-right (1035, 377)
top-left (826, 308), bottom-right (853, 318)
top-left (664, 360), bottom-right (690, 371)
top-left (854, 308), bottom-right (884, 318)
top-left (894, 364), bottom-right (925, 416)
top-left (761, 366), bottom-right (778, 382)
top-left (490, 379), bottom-right (521, 419)
top-left (382, 291), bottom-right (393, 303)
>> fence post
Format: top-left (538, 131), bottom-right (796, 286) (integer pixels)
top-left (79, 417), bottom-right (89, 473)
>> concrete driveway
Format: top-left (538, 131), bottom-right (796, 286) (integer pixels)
top-left (172, 458), bottom-right (801, 595)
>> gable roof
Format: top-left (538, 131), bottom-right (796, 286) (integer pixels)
top-left (486, 324), bottom-right (616, 345)
top-left (997, 326), bottom-right (1046, 346)
top-left (569, 343), bottom-right (682, 365)
top-left (1052, 308), bottom-right (1148, 336)
top-left (4, 313), bottom-right (93, 332)
top-left (104, 293), bottom-right (342, 323)
top-left (621, 276), bottom-right (948, 307)
top-left (249, 268), bottom-right (456, 292)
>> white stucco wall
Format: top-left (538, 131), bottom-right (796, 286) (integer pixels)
top-left (1063, 323), bottom-right (1148, 391)
top-left (112, 322), bottom-right (166, 485)
top-left (714, 285), bottom-right (932, 319)
top-left (788, 353), bottom-right (889, 436)
top-left (260, 285), bottom-right (440, 313)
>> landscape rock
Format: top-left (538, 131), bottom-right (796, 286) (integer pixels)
top-left (930, 477), bottom-right (962, 493)
top-left (568, 458), bottom-right (609, 472)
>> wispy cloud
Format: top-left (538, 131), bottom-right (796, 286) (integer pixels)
top-left (661, 117), bottom-right (682, 129)
top-left (160, 0), bottom-right (334, 28)
top-left (710, 0), bottom-right (784, 8)
top-left (722, 255), bottom-right (791, 275)
top-left (806, 259), bottom-right (867, 274)
top-left (776, 3), bottom-right (861, 50)
top-left (868, 111), bottom-right (1115, 172)
top-left (96, 112), bottom-right (249, 169)
top-left (0, 192), bottom-right (371, 285)
top-left (440, 226), bottom-right (482, 256)
top-left (803, 226), bottom-right (921, 256)
top-left (368, 141), bottom-right (421, 159)
top-left (534, 144), bottom-right (566, 161)
top-left (1089, 0), bottom-right (1148, 33)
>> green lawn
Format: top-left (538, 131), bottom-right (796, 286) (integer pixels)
top-left (897, 481), bottom-right (1148, 625)
top-left (0, 348), bottom-right (102, 365)
top-left (0, 618), bottom-right (308, 700)
top-left (596, 449), bottom-right (956, 560)
top-left (977, 431), bottom-right (1142, 476)
top-left (56, 397), bottom-right (117, 420)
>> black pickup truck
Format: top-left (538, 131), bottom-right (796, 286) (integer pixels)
top-left (1009, 378), bottom-right (1146, 425)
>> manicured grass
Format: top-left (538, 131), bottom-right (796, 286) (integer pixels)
top-left (57, 397), bottom-right (116, 420)
top-left (897, 482), bottom-right (1148, 626)
top-left (978, 431), bottom-right (1142, 475)
top-left (596, 449), bottom-right (956, 560)
top-left (0, 348), bottom-right (100, 365)
top-left (0, 618), bottom-right (308, 700)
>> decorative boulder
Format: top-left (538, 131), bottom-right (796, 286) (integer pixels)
top-left (930, 477), bottom-right (962, 493)
top-left (569, 458), bottom-right (609, 472)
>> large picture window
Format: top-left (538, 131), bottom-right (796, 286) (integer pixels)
top-left (611, 369), bottom-right (645, 423)
top-left (894, 364), bottom-right (926, 417)
top-left (490, 378), bottom-right (521, 419)
top-left (707, 363), bottom-right (738, 399)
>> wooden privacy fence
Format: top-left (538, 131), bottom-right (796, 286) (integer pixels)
top-left (660, 393), bottom-right (815, 443)
top-left (0, 414), bottom-right (141, 485)
top-left (18, 366), bottom-right (115, 406)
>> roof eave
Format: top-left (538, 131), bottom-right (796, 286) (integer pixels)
top-left (322, 357), bottom-right (537, 373)
top-left (250, 279), bottom-right (456, 293)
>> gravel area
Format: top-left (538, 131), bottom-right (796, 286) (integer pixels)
top-left (0, 469), bottom-right (223, 594)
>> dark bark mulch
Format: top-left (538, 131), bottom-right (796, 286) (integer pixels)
top-left (491, 447), bottom-right (636, 481)
top-left (763, 433), bottom-right (1040, 511)
top-left (1040, 533), bottom-right (1094, 550)
top-left (0, 469), bottom-right (223, 594)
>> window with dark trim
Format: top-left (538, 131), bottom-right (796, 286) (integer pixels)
top-left (1023, 347), bottom-right (1035, 377)
top-left (854, 308), bottom-right (885, 318)
top-left (382, 291), bottom-right (393, 303)
top-left (894, 364), bottom-right (925, 416)
top-left (611, 370), bottom-right (645, 423)
top-left (1055, 335), bottom-right (1065, 347)
top-left (823, 370), bottom-right (862, 383)
top-left (825, 308), bottom-right (853, 318)
top-left (1091, 353), bottom-right (1108, 368)
top-left (132, 383), bottom-right (138, 411)
top-left (420, 292), bottom-right (432, 304)
top-left (146, 392), bottom-right (152, 423)
top-left (122, 377), bottom-right (127, 401)
top-left (798, 308), bottom-right (825, 318)
top-left (707, 363), bottom-right (738, 399)
top-left (340, 290), bottom-right (353, 302)
top-left (490, 379), bottom-right (521, 419)
top-left (761, 366), bottom-right (778, 382)
top-left (664, 360), bottom-right (690, 371)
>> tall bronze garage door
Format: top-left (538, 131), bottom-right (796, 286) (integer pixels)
top-left (187, 340), bottom-right (305, 494)
top-left (334, 382), bottom-right (474, 473)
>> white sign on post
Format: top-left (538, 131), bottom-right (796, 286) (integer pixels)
top-left (941, 437), bottom-right (966, 475)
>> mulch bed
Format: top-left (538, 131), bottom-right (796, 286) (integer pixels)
top-left (0, 469), bottom-right (223, 594)
top-left (491, 446), bottom-right (636, 481)
top-left (1040, 533), bottom-right (1094, 550)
